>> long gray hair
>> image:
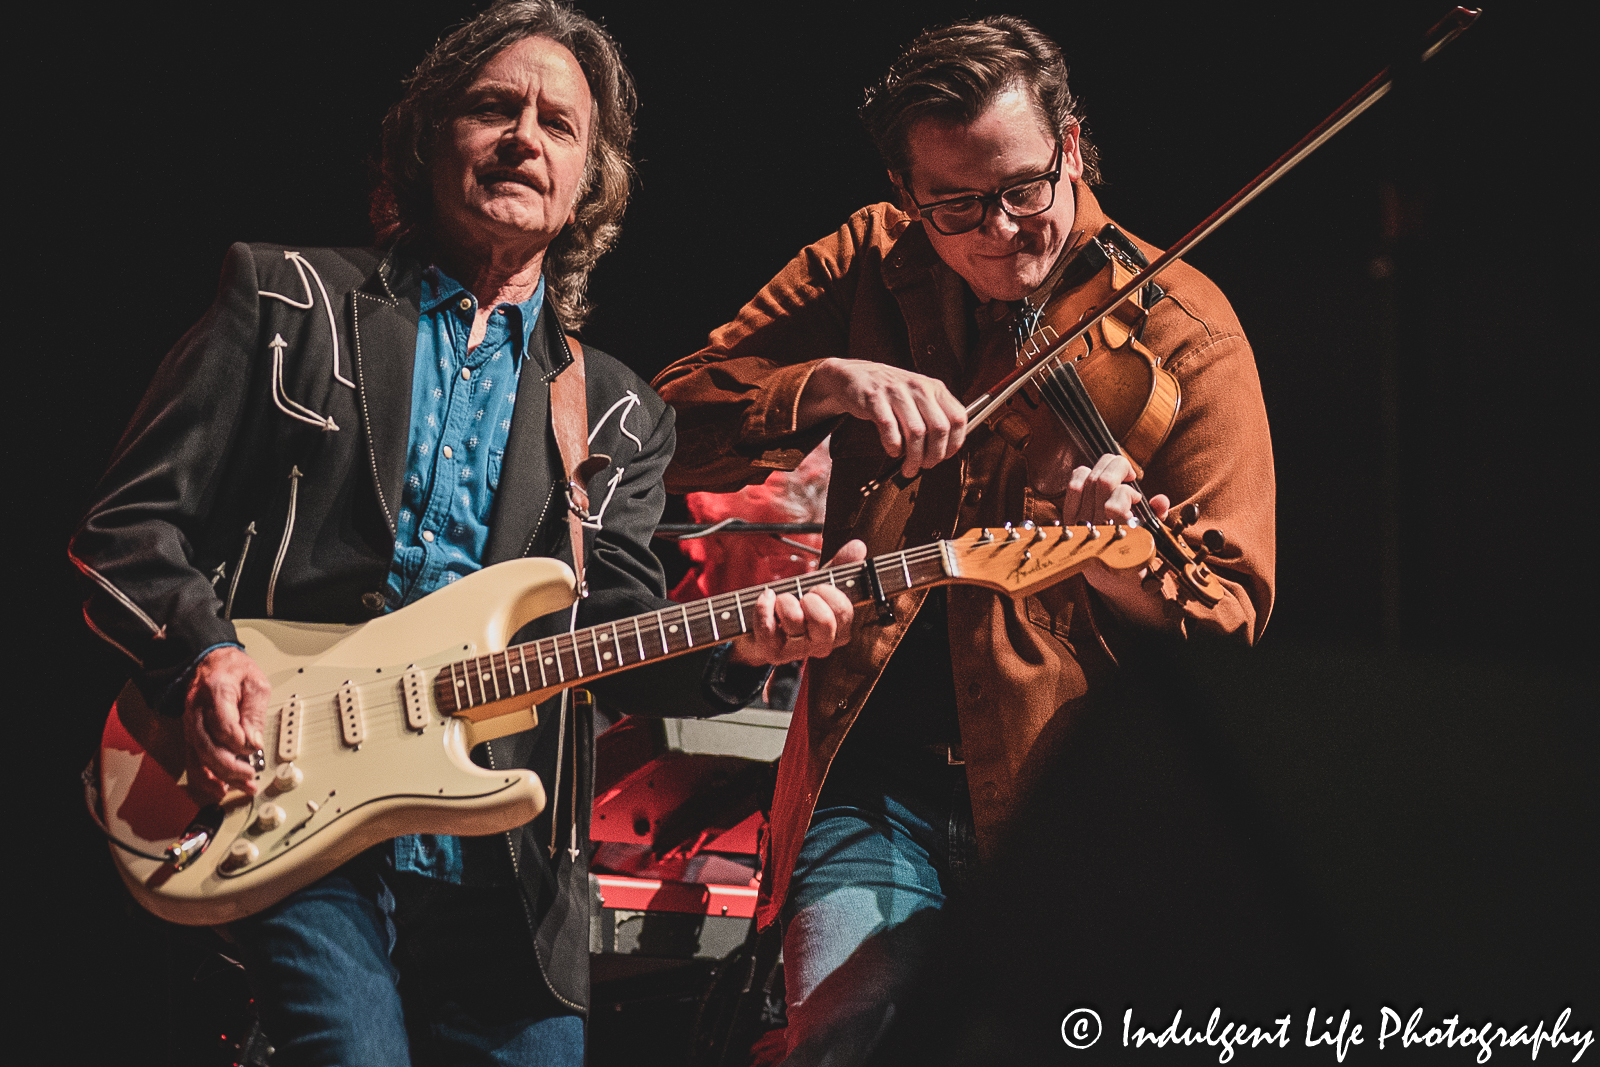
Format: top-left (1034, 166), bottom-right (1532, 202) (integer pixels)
top-left (371, 0), bottom-right (636, 329)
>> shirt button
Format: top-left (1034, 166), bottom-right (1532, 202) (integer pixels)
top-left (422, 530), bottom-right (435, 542)
top-left (361, 591), bottom-right (387, 612)
top-left (461, 367), bottom-right (471, 381)
top-left (442, 445), bottom-right (453, 459)
top-left (458, 297), bottom-right (472, 311)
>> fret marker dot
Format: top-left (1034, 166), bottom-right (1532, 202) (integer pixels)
top-left (456, 679), bottom-right (465, 687)
top-left (510, 665), bottom-right (520, 673)
top-left (845, 579), bottom-right (856, 587)
top-left (720, 611), bottom-right (731, 620)
top-left (668, 624), bottom-right (679, 633)
top-left (480, 673), bottom-right (490, 682)
top-left (599, 633), bottom-right (611, 642)
top-left (543, 657), bottom-right (554, 665)
top-left (602, 651), bottom-right (613, 661)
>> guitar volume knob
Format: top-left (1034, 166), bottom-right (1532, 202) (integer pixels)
top-left (273, 763), bottom-right (303, 793)
top-left (254, 803), bottom-right (286, 832)
top-left (223, 840), bottom-right (259, 871)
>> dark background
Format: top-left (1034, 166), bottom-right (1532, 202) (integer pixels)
top-left (19, 1), bottom-right (1592, 1061)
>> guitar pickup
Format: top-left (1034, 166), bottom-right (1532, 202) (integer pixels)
top-left (402, 668), bottom-right (429, 731)
top-left (337, 683), bottom-right (364, 747)
top-left (277, 696), bottom-right (304, 762)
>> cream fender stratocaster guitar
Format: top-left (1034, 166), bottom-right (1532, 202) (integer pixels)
top-left (96, 521), bottom-right (1160, 925)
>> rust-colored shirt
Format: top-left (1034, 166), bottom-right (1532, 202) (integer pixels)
top-left (653, 184), bottom-right (1275, 926)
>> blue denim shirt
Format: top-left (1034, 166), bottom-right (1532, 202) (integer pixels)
top-left (388, 267), bottom-right (543, 883)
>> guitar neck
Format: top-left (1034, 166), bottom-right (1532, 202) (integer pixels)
top-left (433, 541), bottom-right (954, 715)
top-left (433, 522), bottom-right (1153, 717)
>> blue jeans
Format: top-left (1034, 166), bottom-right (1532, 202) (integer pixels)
top-left (781, 741), bottom-right (978, 1066)
top-left (229, 860), bottom-right (582, 1067)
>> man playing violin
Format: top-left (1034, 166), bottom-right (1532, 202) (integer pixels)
top-left (652, 15), bottom-right (1275, 1063)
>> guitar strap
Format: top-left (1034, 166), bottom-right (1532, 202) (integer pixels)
top-left (546, 332), bottom-right (602, 862)
top-left (549, 334), bottom-right (605, 597)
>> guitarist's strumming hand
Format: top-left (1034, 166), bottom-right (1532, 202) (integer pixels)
top-left (184, 646), bottom-right (271, 798)
top-left (726, 540), bottom-right (867, 667)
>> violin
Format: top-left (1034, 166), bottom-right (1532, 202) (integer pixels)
top-left (990, 226), bottom-right (1176, 474)
top-left (862, 6), bottom-right (1481, 607)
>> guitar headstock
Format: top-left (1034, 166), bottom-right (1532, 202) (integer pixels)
top-left (943, 522), bottom-right (1156, 598)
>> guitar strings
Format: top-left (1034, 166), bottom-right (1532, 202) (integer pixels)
top-left (269, 529), bottom-right (1108, 738)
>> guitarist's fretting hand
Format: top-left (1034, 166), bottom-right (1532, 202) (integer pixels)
top-left (727, 540), bottom-right (867, 667)
top-left (184, 646), bottom-right (271, 798)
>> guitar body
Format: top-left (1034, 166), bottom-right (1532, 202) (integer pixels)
top-left (98, 557), bottom-right (575, 926)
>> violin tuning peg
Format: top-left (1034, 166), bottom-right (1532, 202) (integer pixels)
top-left (1202, 528), bottom-right (1226, 555)
top-left (1172, 503), bottom-right (1201, 532)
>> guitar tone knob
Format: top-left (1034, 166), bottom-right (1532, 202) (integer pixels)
top-left (273, 763), bottom-right (303, 792)
top-left (254, 803), bottom-right (286, 832)
top-left (224, 840), bottom-right (259, 871)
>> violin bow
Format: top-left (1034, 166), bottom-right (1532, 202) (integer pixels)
top-left (863, 5), bottom-right (1480, 497)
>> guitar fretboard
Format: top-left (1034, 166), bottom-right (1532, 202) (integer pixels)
top-left (433, 541), bottom-right (953, 714)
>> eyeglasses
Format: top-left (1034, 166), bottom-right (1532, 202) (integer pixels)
top-left (910, 141), bottom-right (1065, 236)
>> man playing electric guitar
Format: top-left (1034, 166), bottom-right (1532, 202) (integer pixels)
top-left (70, 3), bottom-right (853, 1063)
top-left (653, 16), bottom-right (1276, 1064)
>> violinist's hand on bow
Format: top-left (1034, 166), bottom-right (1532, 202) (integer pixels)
top-left (727, 540), bottom-right (867, 666)
top-left (798, 359), bottom-right (968, 478)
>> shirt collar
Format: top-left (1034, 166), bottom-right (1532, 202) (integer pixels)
top-left (421, 266), bottom-right (546, 360)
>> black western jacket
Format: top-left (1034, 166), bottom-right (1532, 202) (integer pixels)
top-left (72, 243), bottom-right (729, 1012)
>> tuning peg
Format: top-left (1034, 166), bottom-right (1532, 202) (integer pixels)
top-left (1004, 523), bottom-right (1021, 542)
top-left (1056, 524), bottom-right (1073, 543)
top-left (976, 528), bottom-right (993, 544)
top-left (1086, 524), bottom-right (1100, 540)
top-left (1202, 529), bottom-right (1226, 555)
top-left (1171, 503), bottom-right (1201, 532)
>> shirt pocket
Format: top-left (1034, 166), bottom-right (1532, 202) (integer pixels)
top-left (488, 448), bottom-right (504, 492)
